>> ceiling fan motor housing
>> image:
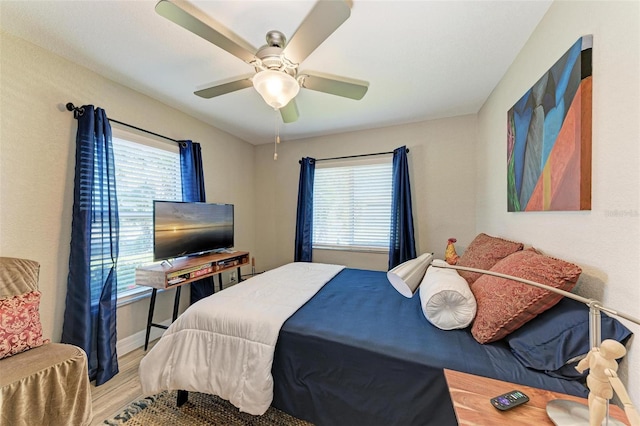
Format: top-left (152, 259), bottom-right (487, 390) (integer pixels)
top-left (255, 46), bottom-right (297, 77)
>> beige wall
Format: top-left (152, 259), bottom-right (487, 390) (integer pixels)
top-left (0, 31), bottom-right (256, 345)
top-left (253, 115), bottom-right (478, 272)
top-left (476, 1), bottom-right (640, 402)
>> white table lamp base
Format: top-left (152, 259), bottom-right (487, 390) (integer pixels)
top-left (547, 399), bottom-right (627, 426)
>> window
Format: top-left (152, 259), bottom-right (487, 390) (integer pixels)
top-left (109, 130), bottom-right (182, 302)
top-left (313, 157), bottom-right (392, 252)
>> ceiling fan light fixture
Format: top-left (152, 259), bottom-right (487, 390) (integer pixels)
top-left (252, 70), bottom-right (300, 110)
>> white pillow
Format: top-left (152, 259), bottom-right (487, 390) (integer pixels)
top-left (387, 253), bottom-right (434, 298)
top-left (419, 259), bottom-right (477, 330)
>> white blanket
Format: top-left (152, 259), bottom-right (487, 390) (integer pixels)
top-left (138, 262), bottom-right (345, 415)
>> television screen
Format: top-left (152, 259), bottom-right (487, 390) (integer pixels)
top-left (154, 201), bottom-right (234, 261)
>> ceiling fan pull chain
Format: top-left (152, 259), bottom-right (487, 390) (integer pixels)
top-left (274, 110), bottom-right (280, 160)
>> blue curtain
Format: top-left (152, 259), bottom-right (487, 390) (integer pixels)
top-left (179, 140), bottom-right (215, 304)
top-left (179, 140), bottom-right (206, 203)
top-left (294, 157), bottom-right (316, 262)
top-left (388, 146), bottom-right (416, 269)
top-left (62, 105), bottom-right (119, 386)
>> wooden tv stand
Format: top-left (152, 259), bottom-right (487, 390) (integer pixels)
top-left (136, 251), bottom-right (250, 289)
top-left (135, 251), bottom-right (249, 350)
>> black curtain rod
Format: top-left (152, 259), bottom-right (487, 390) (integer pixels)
top-left (299, 149), bottom-right (409, 164)
top-left (65, 102), bottom-right (179, 144)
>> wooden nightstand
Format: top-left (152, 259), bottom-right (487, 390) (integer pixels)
top-left (444, 369), bottom-right (630, 425)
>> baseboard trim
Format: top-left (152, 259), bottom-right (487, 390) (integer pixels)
top-left (116, 319), bottom-right (172, 356)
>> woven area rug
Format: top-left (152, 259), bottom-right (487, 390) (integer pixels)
top-left (103, 391), bottom-right (313, 425)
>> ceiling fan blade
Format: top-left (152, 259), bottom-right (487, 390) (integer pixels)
top-left (155, 0), bottom-right (256, 63)
top-left (283, 0), bottom-right (350, 64)
top-left (194, 78), bottom-right (253, 99)
top-left (300, 73), bottom-right (369, 100)
top-left (280, 99), bottom-right (299, 123)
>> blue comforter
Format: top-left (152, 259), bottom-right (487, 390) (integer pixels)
top-left (271, 268), bottom-right (588, 425)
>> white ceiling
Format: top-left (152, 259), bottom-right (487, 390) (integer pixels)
top-left (0, 0), bottom-right (552, 145)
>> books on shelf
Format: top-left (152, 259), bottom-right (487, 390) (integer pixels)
top-left (191, 266), bottom-right (213, 278)
top-left (166, 265), bottom-right (215, 284)
top-left (167, 262), bottom-right (213, 279)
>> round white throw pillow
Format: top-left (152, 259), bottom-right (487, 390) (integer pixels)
top-left (419, 260), bottom-right (477, 330)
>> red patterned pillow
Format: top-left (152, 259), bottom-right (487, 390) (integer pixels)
top-left (456, 233), bottom-right (524, 284)
top-left (0, 290), bottom-right (46, 359)
top-left (471, 249), bottom-right (582, 344)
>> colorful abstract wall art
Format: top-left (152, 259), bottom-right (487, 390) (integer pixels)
top-left (507, 35), bottom-right (592, 212)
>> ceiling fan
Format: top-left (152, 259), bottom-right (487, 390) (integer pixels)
top-left (155, 0), bottom-right (369, 123)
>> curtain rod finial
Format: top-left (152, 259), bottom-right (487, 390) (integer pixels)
top-left (65, 102), bottom-right (85, 118)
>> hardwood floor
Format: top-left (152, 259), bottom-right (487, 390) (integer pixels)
top-left (90, 341), bottom-right (155, 425)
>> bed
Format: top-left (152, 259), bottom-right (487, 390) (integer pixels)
top-left (139, 259), bottom-right (632, 426)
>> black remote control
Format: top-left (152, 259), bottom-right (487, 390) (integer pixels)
top-left (490, 390), bottom-right (529, 411)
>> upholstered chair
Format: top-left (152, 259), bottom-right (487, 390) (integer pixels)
top-left (0, 257), bottom-right (93, 425)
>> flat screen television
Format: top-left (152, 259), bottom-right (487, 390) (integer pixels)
top-left (153, 201), bottom-right (234, 261)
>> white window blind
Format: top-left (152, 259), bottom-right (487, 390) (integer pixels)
top-left (109, 133), bottom-right (182, 301)
top-left (313, 158), bottom-right (392, 251)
